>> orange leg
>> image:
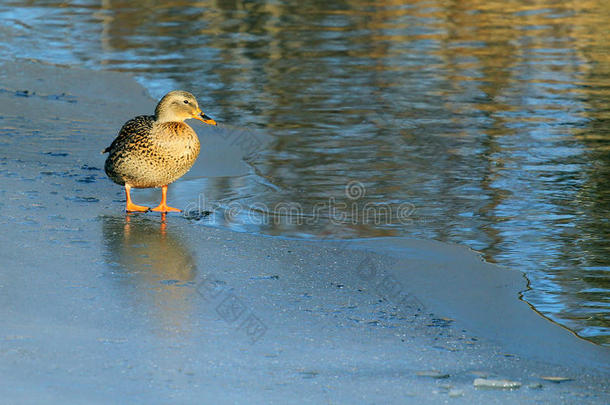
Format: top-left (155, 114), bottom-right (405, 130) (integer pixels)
top-left (151, 185), bottom-right (181, 213)
top-left (124, 184), bottom-right (150, 212)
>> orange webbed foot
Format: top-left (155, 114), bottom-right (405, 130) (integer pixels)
top-left (124, 184), bottom-right (149, 212)
top-left (151, 204), bottom-right (181, 213)
top-left (126, 202), bottom-right (150, 212)
top-left (151, 185), bottom-right (180, 213)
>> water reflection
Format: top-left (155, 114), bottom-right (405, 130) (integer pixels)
top-left (101, 215), bottom-right (197, 334)
top-left (2, 0), bottom-right (608, 344)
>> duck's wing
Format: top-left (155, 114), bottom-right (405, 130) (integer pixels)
top-left (102, 115), bottom-right (155, 154)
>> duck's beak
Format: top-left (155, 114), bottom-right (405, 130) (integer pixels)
top-left (194, 108), bottom-right (217, 125)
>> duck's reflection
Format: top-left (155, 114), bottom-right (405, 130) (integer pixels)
top-left (101, 214), bottom-right (197, 335)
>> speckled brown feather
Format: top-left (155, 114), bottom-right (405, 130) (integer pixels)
top-left (104, 115), bottom-right (201, 188)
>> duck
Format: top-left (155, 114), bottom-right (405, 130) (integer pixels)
top-left (103, 90), bottom-right (217, 212)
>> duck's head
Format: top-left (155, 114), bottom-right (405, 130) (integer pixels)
top-left (154, 90), bottom-right (217, 125)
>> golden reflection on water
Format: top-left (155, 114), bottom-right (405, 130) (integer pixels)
top-left (101, 215), bottom-right (197, 335)
top-left (3, 0), bottom-right (608, 343)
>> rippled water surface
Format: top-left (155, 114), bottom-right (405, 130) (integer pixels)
top-left (1, 0), bottom-right (608, 345)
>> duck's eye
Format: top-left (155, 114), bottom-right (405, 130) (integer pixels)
top-left (183, 100), bottom-right (189, 104)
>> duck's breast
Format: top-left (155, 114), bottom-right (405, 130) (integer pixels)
top-left (148, 121), bottom-right (201, 183)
